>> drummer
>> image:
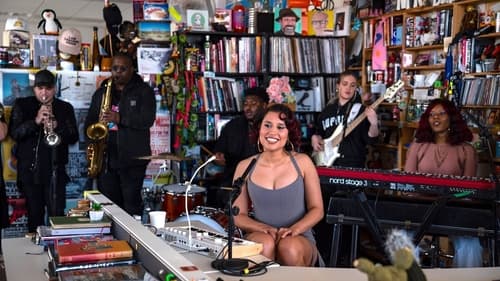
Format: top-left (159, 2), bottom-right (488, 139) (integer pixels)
top-left (213, 87), bottom-right (269, 208)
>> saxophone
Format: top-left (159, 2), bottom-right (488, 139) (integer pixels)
top-left (86, 79), bottom-right (112, 178)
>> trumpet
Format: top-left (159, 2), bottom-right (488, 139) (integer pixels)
top-left (41, 97), bottom-right (61, 146)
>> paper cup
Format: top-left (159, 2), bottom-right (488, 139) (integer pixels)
top-left (149, 211), bottom-right (166, 229)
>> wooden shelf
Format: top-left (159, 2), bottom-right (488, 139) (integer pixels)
top-left (374, 143), bottom-right (399, 150)
top-left (360, 0), bottom-right (499, 171)
top-left (403, 64), bottom-right (445, 71)
top-left (477, 32), bottom-right (500, 39)
top-left (463, 70), bottom-right (500, 76)
top-left (405, 44), bottom-right (445, 52)
top-left (462, 105), bottom-right (500, 109)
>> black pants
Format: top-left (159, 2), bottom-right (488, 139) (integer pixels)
top-left (98, 165), bottom-right (147, 216)
top-left (19, 167), bottom-right (68, 233)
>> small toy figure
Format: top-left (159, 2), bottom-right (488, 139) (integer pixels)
top-left (37, 9), bottom-right (62, 35)
top-left (354, 229), bottom-right (427, 281)
top-left (354, 248), bottom-right (414, 281)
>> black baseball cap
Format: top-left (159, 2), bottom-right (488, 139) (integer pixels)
top-left (245, 87), bottom-right (269, 103)
top-left (34, 69), bottom-right (55, 87)
top-left (276, 8), bottom-right (299, 21)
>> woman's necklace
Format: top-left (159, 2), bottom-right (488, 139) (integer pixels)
top-left (434, 144), bottom-right (448, 168)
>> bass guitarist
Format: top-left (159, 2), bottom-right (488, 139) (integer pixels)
top-left (310, 70), bottom-right (379, 265)
top-left (311, 70), bottom-right (379, 168)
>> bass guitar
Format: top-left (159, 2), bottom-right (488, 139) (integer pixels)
top-left (313, 80), bottom-right (404, 166)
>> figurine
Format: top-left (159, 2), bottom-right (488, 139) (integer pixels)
top-left (354, 229), bottom-right (427, 281)
top-left (354, 248), bottom-right (414, 281)
top-left (37, 9), bottom-right (62, 35)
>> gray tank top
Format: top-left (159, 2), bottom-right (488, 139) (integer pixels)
top-left (247, 154), bottom-right (316, 244)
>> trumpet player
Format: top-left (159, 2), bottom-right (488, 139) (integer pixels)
top-left (9, 69), bottom-right (78, 235)
top-left (84, 53), bottom-right (156, 217)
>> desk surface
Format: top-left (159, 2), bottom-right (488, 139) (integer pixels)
top-left (4, 237), bottom-right (500, 281)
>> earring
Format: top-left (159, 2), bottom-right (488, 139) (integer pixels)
top-left (257, 139), bottom-right (263, 153)
top-left (287, 139), bottom-right (295, 152)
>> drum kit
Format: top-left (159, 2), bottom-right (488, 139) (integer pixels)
top-left (139, 152), bottom-right (230, 233)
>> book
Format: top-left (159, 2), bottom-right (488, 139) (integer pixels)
top-left (46, 242), bottom-right (132, 276)
top-left (38, 225), bottom-right (111, 237)
top-left (49, 216), bottom-right (112, 229)
top-left (57, 264), bottom-right (145, 281)
top-left (56, 240), bottom-right (133, 264)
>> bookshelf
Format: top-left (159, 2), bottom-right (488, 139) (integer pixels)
top-left (360, 0), bottom-right (500, 171)
top-left (177, 30), bottom-right (347, 148)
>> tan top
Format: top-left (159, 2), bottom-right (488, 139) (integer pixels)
top-left (404, 142), bottom-right (478, 177)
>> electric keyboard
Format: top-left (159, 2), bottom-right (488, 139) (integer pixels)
top-left (158, 226), bottom-right (263, 259)
top-left (317, 167), bottom-right (497, 200)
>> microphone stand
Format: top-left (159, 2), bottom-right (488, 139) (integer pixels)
top-left (212, 158), bottom-right (257, 273)
top-left (211, 174), bottom-right (248, 272)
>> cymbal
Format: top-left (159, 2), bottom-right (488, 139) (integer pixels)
top-left (136, 153), bottom-right (191, 161)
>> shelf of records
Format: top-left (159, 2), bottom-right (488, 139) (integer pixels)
top-left (181, 31), bottom-right (346, 76)
top-left (183, 31), bottom-right (266, 73)
top-left (457, 75), bottom-right (500, 106)
top-left (193, 74), bottom-right (334, 115)
top-left (268, 36), bottom-right (345, 74)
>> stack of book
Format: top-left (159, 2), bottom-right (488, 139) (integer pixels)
top-left (47, 239), bottom-right (137, 278)
top-left (37, 216), bottom-right (113, 247)
top-left (50, 215), bottom-right (112, 233)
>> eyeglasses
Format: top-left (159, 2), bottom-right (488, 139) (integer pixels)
top-left (111, 65), bottom-right (129, 72)
top-left (312, 20), bottom-right (327, 25)
top-left (429, 111), bottom-right (447, 118)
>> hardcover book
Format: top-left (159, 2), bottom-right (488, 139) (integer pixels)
top-left (49, 215), bottom-right (112, 229)
top-left (38, 224), bottom-right (111, 237)
top-left (56, 240), bottom-right (133, 264)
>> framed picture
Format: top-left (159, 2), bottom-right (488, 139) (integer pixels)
top-left (307, 10), bottom-right (334, 36)
top-left (273, 7), bottom-right (302, 35)
top-left (333, 6), bottom-right (351, 37)
top-left (186, 9), bottom-right (210, 31)
top-left (0, 69), bottom-right (32, 106)
top-left (31, 34), bottom-right (58, 70)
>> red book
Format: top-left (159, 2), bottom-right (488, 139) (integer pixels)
top-left (56, 240), bottom-right (133, 264)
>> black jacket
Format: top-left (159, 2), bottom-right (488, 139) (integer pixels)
top-left (84, 74), bottom-right (156, 168)
top-left (9, 96), bottom-right (79, 176)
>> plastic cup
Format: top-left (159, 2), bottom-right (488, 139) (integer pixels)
top-left (149, 211), bottom-right (166, 229)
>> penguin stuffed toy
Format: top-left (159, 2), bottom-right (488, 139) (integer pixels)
top-left (37, 9), bottom-right (62, 35)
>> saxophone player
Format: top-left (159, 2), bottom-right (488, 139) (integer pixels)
top-left (9, 69), bottom-right (79, 235)
top-left (84, 53), bottom-right (156, 217)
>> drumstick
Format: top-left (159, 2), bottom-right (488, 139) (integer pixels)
top-left (201, 145), bottom-right (214, 156)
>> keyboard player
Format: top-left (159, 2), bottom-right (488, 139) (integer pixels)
top-left (404, 98), bottom-right (482, 267)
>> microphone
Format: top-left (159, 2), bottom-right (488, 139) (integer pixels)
top-left (232, 158), bottom-right (256, 187)
top-left (184, 155), bottom-right (216, 249)
top-left (187, 155), bottom-right (216, 187)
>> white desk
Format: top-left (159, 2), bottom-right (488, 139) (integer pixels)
top-left (4, 237), bottom-right (500, 281)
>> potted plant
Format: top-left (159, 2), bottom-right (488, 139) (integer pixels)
top-left (88, 202), bottom-right (104, 221)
